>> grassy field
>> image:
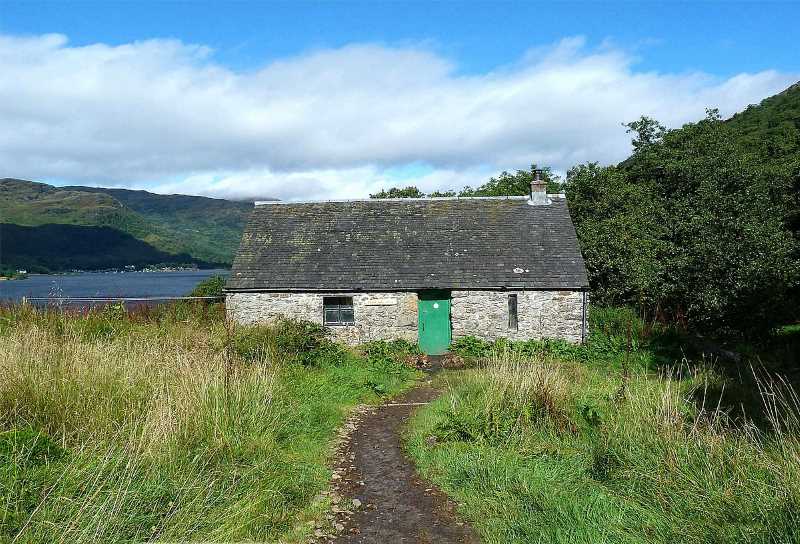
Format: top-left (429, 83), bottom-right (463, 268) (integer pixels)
top-left (406, 309), bottom-right (800, 544)
top-left (0, 303), bottom-right (418, 543)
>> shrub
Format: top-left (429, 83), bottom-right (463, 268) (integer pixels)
top-left (450, 336), bottom-right (492, 357)
top-left (233, 318), bottom-right (332, 366)
top-left (189, 275), bottom-right (226, 298)
top-left (358, 340), bottom-right (423, 379)
top-left (450, 307), bottom-right (687, 372)
top-left (451, 336), bottom-right (586, 364)
top-left (360, 339), bottom-right (421, 360)
top-left (271, 318), bottom-right (330, 364)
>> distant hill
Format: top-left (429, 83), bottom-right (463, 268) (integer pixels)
top-left (1, 223), bottom-right (214, 272)
top-left (0, 179), bottom-right (256, 271)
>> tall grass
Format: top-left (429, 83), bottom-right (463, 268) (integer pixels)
top-left (407, 347), bottom-right (800, 543)
top-left (0, 304), bottom-right (417, 542)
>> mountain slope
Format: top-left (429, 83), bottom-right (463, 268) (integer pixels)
top-left (727, 81), bottom-right (800, 162)
top-left (726, 81), bottom-right (800, 233)
top-left (0, 179), bottom-right (254, 268)
top-left (1, 223), bottom-right (212, 272)
top-left (0, 179), bottom-right (142, 227)
top-left (64, 185), bottom-right (255, 265)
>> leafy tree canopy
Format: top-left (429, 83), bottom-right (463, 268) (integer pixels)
top-left (568, 109), bottom-right (799, 336)
top-left (189, 275), bottom-right (226, 297)
top-left (458, 166), bottom-right (562, 196)
top-left (369, 165), bottom-right (562, 199)
top-left (369, 186), bottom-right (425, 199)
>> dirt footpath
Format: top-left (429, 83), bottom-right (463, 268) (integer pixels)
top-left (323, 378), bottom-right (478, 544)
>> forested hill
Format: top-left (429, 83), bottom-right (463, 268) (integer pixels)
top-left (727, 81), bottom-right (800, 163)
top-left (0, 178), bottom-right (255, 272)
top-left (1, 223), bottom-right (208, 272)
top-left (567, 80), bottom-right (800, 337)
top-left (726, 82), bottom-right (800, 233)
top-left (63, 185), bottom-right (256, 264)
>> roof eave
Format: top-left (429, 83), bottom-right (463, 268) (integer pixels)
top-left (223, 285), bottom-right (590, 293)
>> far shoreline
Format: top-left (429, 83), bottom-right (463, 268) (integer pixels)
top-left (4, 267), bottom-right (231, 279)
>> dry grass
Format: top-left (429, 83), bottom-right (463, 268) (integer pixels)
top-left (0, 305), bottom-right (416, 542)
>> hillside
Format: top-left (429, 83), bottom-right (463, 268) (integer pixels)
top-left (727, 82), bottom-right (800, 233)
top-left (727, 81), bottom-right (800, 164)
top-left (0, 223), bottom-right (213, 272)
top-left (0, 179), bottom-right (254, 271)
top-left (64, 185), bottom-right (255, 263)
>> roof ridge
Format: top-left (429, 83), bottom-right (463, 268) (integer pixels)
top-left (255, 195), bottom-right (565, 206)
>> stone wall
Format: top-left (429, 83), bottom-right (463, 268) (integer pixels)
top-left (226, 289), bottom-right (587, 345)
top-left (226, 292), bottom-right (418, 344)
top-left (451, 290), bottom-right (587, 343)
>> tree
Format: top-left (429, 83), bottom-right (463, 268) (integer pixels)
top-left (370, 165), bottom-right (562, 200)
top-left (569, 111), bottom-right (799, 336)
top-left (427, 190), bottom-right (457, 197)
top-left (624, 116), bottom-right (666, 154)
top-left (369, 186), bottom-right (425, 199)
top-left (566, 163), bottom-right (668, 308)
top-left (459, 165), bottom-right (562, 196)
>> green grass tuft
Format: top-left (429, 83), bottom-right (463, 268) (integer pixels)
top-left (408, 309), bottom-right (800, 544)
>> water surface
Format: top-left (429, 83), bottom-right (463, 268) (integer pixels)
top-left (0, 269), bottom-right (229, 304)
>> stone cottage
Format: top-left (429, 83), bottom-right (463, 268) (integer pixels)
top-left (225, 175), bottom-right (589, 354)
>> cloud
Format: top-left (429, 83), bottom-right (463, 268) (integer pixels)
top-left (0, 33), bottom-right (795, 200)
top-left (150, 165), bottom-right (491, 202)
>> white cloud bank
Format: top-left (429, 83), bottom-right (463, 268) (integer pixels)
top-left (0, 33), bottom-right (795, 200)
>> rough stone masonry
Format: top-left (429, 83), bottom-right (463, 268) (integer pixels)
top-left (226, 289), bottom-right (587, 345)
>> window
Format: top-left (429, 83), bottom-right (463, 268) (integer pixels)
top-left (323, 296), bottom-right (354, 326)
top-left (508, 294), bottom-right (518, 331)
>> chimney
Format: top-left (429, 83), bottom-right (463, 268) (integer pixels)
top-left (528, 168), bottom-right (551, 206)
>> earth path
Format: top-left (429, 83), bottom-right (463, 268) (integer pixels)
top-left (322, 369), bottom-right (479, 544)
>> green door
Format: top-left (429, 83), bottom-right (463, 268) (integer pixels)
top-left (418, 290), bottom-right (451, 355)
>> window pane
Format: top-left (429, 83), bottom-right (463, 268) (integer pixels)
top-left (340, 308), bottom-right (355, 324)
top-left (508, 294), bottom-right (518, 331)
top-left (324, 309), bottom-right (340, 324)
top-left (324, 296), bottom-right (352, 307)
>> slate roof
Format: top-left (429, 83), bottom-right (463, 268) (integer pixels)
top-left (226, 196), bottom-right (589, 291)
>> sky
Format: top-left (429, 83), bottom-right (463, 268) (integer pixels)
top-left (1, 1), bottom-right (799, 201)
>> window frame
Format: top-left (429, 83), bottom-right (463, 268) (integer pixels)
top-left (508, 293), bottom-right (519, 331)
top-left (323, 296), bottom-right (355, 326)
